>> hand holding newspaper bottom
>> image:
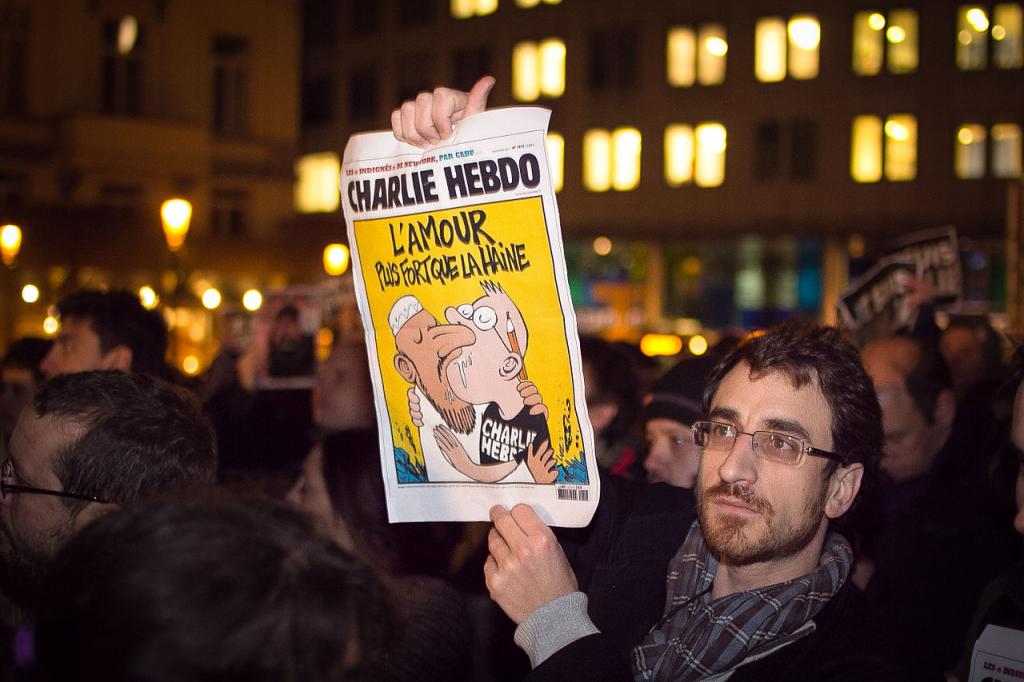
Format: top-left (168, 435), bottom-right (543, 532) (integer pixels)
top-left (485, 503), bottom-right (579, 625)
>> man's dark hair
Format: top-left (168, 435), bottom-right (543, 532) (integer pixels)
top-left (702, 322), bottom-right (883, 485)
top-left (33, 371), bottom-right (216, 513)
top-left (898, 334), bottom-right (954, 423)
top-left (33, 494), bottom-right (393, 682)
top-left (579, 336), bottom-right (639, 446)
top-left (56, 290), bottom-right (168, 376)
top-left (2, 337), bottom-right (53, 383)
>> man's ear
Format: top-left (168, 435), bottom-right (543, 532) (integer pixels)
top-left (99, 345), bottom-right (133, 373)
top-left (933, 388), bottom-right (956, 431)
top-left (394, 354), bottom-right (417, 384)
top-left (498, 354), bottom-right (523, 381)
top-left (825, 463), bottom-right (864, 519)
top-left (70, 501), bottom-right (121, 533)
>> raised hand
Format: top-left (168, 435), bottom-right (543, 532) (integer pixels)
top-left (391, 75), bottom-right (496, 148)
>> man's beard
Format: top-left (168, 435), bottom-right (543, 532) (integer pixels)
top-left (696, 479), bottom-right (828, 566)
top-left (416, 375), bottom-right (476, 435)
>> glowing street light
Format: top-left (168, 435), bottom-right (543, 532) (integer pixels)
top-left (21, 284), bottom-right (39, 303)
top-left (242, 289), bottom-right (263, 312)
top-left (323, 243), bottom-right (350, 276)
top-left (201, 287), bottom-right (222, 310)
top-left (160, 199), bottom-right (192, 252)
top-left (138, 285), bottom-right (159, 310)
top-left (1, 224), bottom-right (22, 267)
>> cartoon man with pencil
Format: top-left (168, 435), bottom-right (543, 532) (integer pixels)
top-left (434, 280), bottom-right (558, 484)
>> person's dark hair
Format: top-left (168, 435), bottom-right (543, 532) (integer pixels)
top-left (897, 334), bottom-right (954, 424)
top-left (32, 493), bottom-right (393, 682)
top-left (579, 336), bottom-right (639, 445)
top-left (319, 431), bottom-right (455, 576)
top-left (33, 371), bottom-right (216, 513)
top-left (702, 321), bottom-right (883, 490)
top-left (56, 290), bottom-right (168, 376)
top-left (1, 337), bottom-right (53, 383)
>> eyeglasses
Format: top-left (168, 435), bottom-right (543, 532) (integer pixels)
top-left (1, 459), bottom-right (110, 504)
top-left (691, 421), bottom-right (845, 466)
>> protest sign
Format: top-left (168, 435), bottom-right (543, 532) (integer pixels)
top-left (341, 108), bottom-right (599, 527)
top-left (837, 257), bottom-right (917, 348)
top-left (968, 624), bottom-right (1024, 682)
top-left (890, 226), bottom-right (963, 307)
top-left (836, 226), bottom-right (964, 346)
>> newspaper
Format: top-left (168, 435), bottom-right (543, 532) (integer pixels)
top-left (341, 107), bottom-right (599, 527)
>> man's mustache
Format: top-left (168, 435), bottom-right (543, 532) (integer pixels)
top-left (702, 481), bottom-right (773, 516)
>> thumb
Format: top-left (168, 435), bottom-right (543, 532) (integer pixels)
top-left (465, 75), bottom-right (496, 117)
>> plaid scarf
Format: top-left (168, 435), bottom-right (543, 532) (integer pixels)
top-left (631, 520), bottom-right (852, 681)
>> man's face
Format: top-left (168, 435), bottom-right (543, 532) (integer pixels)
top-left (696, 363), bottom-right (834, 566)
top-left (444, 291), bottom-right (526, 405)
top-left (394, 309), bottom-right (476, 433)
top-left (862, 340), bottom-right (946, 483)
top-left (644, 418), bottom-right (701, 489)
top-left (0, 409), bottom-right (87, 590)
top-left (40, 316), bottom-right (106, 378)
top-left (0, 366), bottom-right (37, 434)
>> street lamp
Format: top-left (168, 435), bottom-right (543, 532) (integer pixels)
top-left (160, 199), bottom-right (192, 252)
top-left (1, 224), bottom-right (22, 267)
top-left (323, 243), bottom-right (350, 276)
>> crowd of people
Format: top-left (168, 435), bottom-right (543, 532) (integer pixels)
top-left (0, 79), bottom-right (1021, 681)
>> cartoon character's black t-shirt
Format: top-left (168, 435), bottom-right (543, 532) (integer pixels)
top-left (478, 402), bottom-right (549, 466)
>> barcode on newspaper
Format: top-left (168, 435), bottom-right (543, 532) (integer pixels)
top-left (556, 487), bottom-right (589, 502)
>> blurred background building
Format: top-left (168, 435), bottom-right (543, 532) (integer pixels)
top-left (1, 0), bottom-right (1022, 372)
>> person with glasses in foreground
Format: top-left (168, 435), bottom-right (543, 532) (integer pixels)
top-left (393, 80), bottom-right (903, 679)
top-left (0, 370), bottom-right (216, 613)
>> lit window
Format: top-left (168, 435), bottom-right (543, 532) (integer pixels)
top-left (451, 0), bottom-right (497, 19)
top-left (888, 10), bottom-right (919, 73)
top-left (583, 130), bottom-right (611, 191)
top-left (958, 6), bottom-right (990, 69)
top-left (851, 115), bottom-right (883, 182)
top-left (884, 114), bottom-right (917, 181)
top-left (516, 0), bottom-right (560, 6)
top-left (853, 12), bottom-right (886, 75)
top-left (294, 152), bottom-right (340, 213)
top-left (546, 132), bottom-right (564, 192)
top-left (992, 123), bottom-right (1022, 177)
top-left (788, 15), bottom-right (821, 79)
top-left (695, 123), bottom-right (727, 187)
top-left (994, 4), bottom-right (1024, 68)
top-left (955, 124), bottom-right (987, 178)
top-left (512, 38), bottom-right (565, 101)
top-left (667, 24), bottom-right (727, 87)
top-left (756, 15), bottom-right (819, 81)
top-left (584, 127), bottom-right (641, 192)
top-left (755, 18), bottom-right (787, 82)
top-left (665, 124), bottom-right (695, 185)
top-left (665, 123), bottom-right (726, 188)
top-left (667, 28), bottom-right (696, 86)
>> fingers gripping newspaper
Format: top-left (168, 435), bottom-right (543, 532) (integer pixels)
top-left (341, 108), bottom-right (599, 527)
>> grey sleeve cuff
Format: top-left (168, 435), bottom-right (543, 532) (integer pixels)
top-left (513, 591), bottom-right (600, 669)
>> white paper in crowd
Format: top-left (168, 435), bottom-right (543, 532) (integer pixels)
top-left (968, 624), bottom-right (1024, 682)
top-left (341, 107), bottom-right (599, 527)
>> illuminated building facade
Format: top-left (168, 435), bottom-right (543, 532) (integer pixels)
top-left (299, 0), bottom-right (1023, 338)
